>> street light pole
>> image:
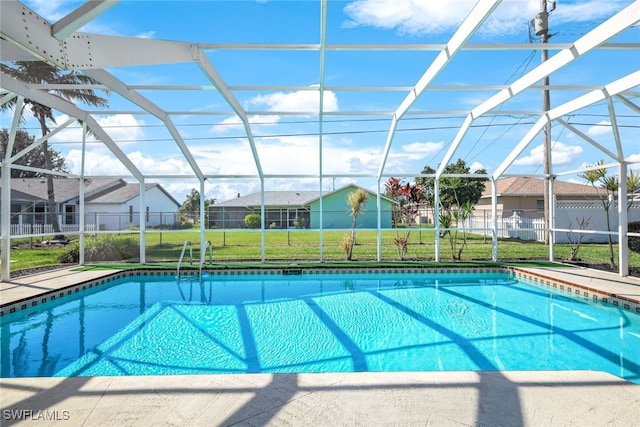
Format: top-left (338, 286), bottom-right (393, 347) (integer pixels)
top-left (535, 0), bottom-right (553, 244)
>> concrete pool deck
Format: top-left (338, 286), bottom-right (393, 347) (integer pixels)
top-left (1, 371), bottom-right (639, 426)
top-left (1, 265), bottom-right (639, 425)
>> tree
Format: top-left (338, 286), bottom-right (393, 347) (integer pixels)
top-left (0, 129), bottom-right (68, 178)
top-left (0, 61), bottom-right (109, 232)
top-left (341, 188), bottom-right (369, 260)
top-left (416, 159), bottom-right (488, 260)
top-left (178, 188), bottom-right (216, 225)
top-left (580, 161), bottom-right (639, 269)
top-left (415, 158), bottom-right (488, 209)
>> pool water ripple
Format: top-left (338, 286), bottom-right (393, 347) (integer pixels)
top-left (1, 272), bottom-right (639, 384)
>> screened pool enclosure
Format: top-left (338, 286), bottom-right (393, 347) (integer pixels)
top-left (1, 0), bottom-right (638, 279)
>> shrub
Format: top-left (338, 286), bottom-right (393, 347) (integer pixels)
top-left (630, 221), bottom-right (640, 253)
top-left (244, 213), bottom-right (261, 229)
top-left (57, 236), bottom-right (140, 263)
top-left (58, 242), bottom-right (80, 263)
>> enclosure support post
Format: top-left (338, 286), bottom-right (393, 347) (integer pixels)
top-left (1, 96), bottom-right (23, 282)
top-left (139, 179), bottom-right (146, 264)
top-left (79, 178), bottom-right (85, 265)
top-left (376, 179), bottom-right (382, 262)
top-left (200, 179), bottom-right (206, 268)
top-left (491, 178), bottom-right (498, 261)
top-left (618, 162), bottom-right (629, 277)
top-left (79, 122), bottom-right (86, 265)
top-left (434, 179), bottom-right (440, 262)
top-left (548, 178), bottom-right (555, 262)
top-left (1, 165), bottom-right (11, 282)
top-left (260, 179), bottom-right (265, 263)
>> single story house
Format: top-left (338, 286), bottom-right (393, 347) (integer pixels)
top-left (209, 184), bottom-right (394, 229)
top-left (2, 178), bottom-right (180, 232)
top-left (474, 177), bottom-right (605, 218)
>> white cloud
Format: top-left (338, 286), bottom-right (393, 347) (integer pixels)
top-left (249, 87), bottom-right (339, 113)
top-left (586, 120), bottom-right (612, 137)
top-left (469, 161), bottom-right (485, 173)
top-left (23, 0), bottom-right (70, 21)
top-left (342, 0), bottom-right (629, 37)
top-left (211, 87), bottom-right (339, 134)
top-left (400, 141), bottom-right (443, 155)
top-left (627, 153), bottom-right (640, 173)
top-left (211, 114), bottom-right (282, 134)
top-left (513, 141), bottom-right (583, 167)
top-left (65, 146), bottom-right (196, 194)
top-left (49, 114), bottom-right (146, 145)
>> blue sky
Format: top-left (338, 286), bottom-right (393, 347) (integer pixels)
top-left (5, 0), bottom-right (640, 203)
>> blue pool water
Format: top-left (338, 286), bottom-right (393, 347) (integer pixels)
top-left (1, 272), bottom-right (639, 383)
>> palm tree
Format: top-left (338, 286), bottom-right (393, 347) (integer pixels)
top-left (1, 61), bottom-right (108, 232)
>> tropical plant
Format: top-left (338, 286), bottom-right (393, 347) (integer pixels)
top-left (627, 169), bottom-right (640, 209)
top-left (566, 216), bottom-right (592, 261)
top-left (385, 178), bottom-right (422, 260)
top-left (0, 61), bottom-right (109, 232)
top-left (580, 161), bottom-right (617, 268)
top-left (440, 200), bottom-right (475, 260)
top-left (343, 188), bottom-right (369, 260)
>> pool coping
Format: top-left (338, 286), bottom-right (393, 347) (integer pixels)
top-left (1, 265), bottom-right (639, 317)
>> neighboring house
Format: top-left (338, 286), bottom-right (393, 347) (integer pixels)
top-left (209, 184), bottom-right (394, 229)
top-left (475, 177), bottom-right (605, 218)
top-left (2, 178), bottom-right (180, 232)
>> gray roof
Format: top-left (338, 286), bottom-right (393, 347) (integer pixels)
top-left (215, 191), bottom-right (325, 208)
top-left (5, 178), bottom-right (124, 203)
top-left (214, 184), bottom-right (394, 208)
top-left (4, 178), bottom-right (180, 206)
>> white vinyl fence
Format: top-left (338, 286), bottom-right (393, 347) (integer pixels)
top-left (465, 200), bottom-right (640, 243)
top-left (9, 223), bottom-right (97, 236)
top-left (465, 214), bottom-right (546, 242)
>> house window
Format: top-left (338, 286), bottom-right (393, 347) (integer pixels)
top-left (65, 205), bottom-right (76, 225)
top-left (536, 200), bottom-right (544, 210)
top-left (146, 206), bottom-right (150, 222)
top-left (34, 205), bottom-right (45, 224)
top-left (10, 204), bottom-right (21, 224)
top-left (129, 205), bottom-right (133, 222)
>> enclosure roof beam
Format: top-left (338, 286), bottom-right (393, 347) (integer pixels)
top-left (555, 118), bottom-right (619, 162)
top-left (492, 70), bottom-right (640, 179)
top-left (0, 1), bottom-right (193, 69)
top-left (377, 0), bottom-right (501, 179)
top-left (0, 72), bottom-right (144, 181)
top-left (614, 94), bottom-right (640, 115)
top-left (438, 1), bottom-right (640, 178)
top-left (51, 0), bottom-right (119, 40)
top-left (435, 114), bottom-right (474, 179)
top-left (605, 95), bottom-right (625, 161)
top-left (2, 0), bottom-right (637, 71)
top-left (472, 1), bottom-right (640, 120)
top-left (9, 117), bottom-right (77, 164)
top-left (82, 68), bottom-right (205, 181)
top-left (193, 48), bottom-right (264, 179)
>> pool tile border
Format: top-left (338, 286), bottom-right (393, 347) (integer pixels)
top-left (1, 267), bottom-right (638, 317)
top-left (510, 268), bottom-right (640, 314)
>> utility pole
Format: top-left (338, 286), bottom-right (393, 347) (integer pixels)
top-left (534, 1), bottom-right (554, 244)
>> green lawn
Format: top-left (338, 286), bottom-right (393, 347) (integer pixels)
top-left (5, 228), bottom-right (639, 275)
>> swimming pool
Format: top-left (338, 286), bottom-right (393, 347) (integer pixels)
top-left (1, 271), bottom-right (639, 383)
